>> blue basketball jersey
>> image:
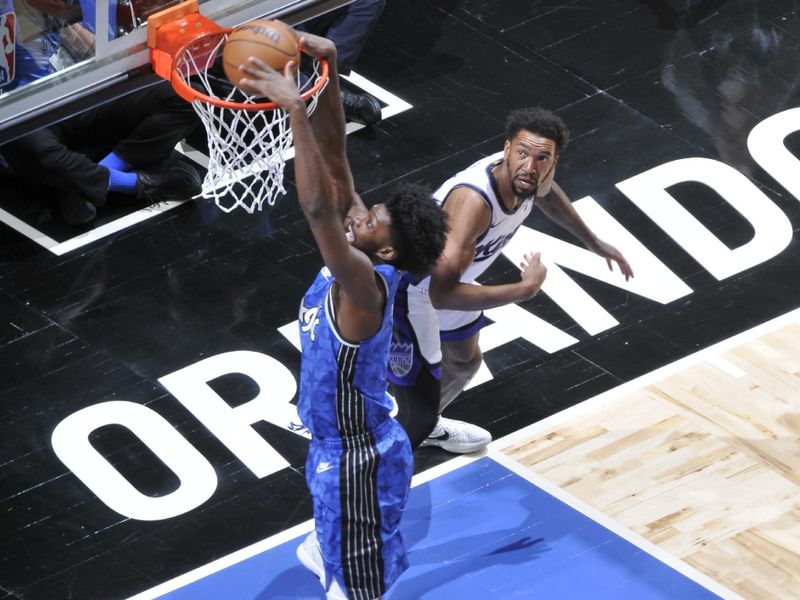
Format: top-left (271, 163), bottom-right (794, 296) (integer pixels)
top-left (298, 263), bottom-right (402, 440)
top-left (298, 262), bottom-right (412, 598)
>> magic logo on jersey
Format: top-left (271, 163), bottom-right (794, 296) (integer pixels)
top-left (300, 305), bottom-right (321, 341)
top-left (299, 267), bottom-right (332, 342)
top-left (0, 10), bottom-right (15, 87)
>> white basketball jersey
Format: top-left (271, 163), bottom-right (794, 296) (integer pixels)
top-left (432, 151), bottom-right (534, 284)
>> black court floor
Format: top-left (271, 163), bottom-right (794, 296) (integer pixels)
top-left (3, 1), bottom-right (800, 598)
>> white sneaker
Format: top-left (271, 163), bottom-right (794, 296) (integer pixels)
top-left (296, 531), bottom-right (348, 600)
top-left (419, 416), bottom-right (491, 453)
top-left (297, 531), bottom-right (325, 582)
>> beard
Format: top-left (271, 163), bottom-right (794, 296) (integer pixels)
top-left (511, 176), bottom-right (537, 199)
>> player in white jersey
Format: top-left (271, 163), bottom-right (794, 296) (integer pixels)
top-left (389, 107), bottom-right (634, 453)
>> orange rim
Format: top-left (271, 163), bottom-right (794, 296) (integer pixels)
top-left (170, 29), bottom-right (330, 111)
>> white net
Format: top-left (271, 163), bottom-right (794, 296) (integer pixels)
top-left (175, 34), bottom-right (327, 213)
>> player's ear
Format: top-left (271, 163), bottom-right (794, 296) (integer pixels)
top-left (503, 139), bottom-right (511, 160)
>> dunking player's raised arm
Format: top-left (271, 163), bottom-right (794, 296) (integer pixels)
top-left (237, 55), bottom-right (381, 318)
top-left (293, 30), bottom-right (367, 221)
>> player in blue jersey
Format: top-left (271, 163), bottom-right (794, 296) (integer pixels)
top-left (238, 30), bottom-right (448, 600)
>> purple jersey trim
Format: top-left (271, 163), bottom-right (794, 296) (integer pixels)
top-left (440, 313), bottom-right (488, 342)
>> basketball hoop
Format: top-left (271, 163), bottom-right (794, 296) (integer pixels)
top-left (147, 1), bottom-right (329, 213)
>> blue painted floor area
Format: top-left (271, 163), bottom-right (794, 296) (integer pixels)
top-left (160, 457), bottom-right (719, 599)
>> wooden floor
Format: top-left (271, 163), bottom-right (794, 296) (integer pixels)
top-left (500, 315), bottom-right (800, 599)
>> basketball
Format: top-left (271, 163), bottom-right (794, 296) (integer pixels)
top-left (222, 19), bottom-right (299, 89)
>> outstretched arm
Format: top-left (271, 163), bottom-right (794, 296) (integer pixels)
top-left (296, 31), bottom-right (367, 222)
top-left (537, 181), bottom-right (634, 280)
top-left (428, 188), bottom-right (547, 311)
top-left (237, 59), bottom-right (380, 315)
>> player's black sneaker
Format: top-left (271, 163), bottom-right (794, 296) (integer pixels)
top-left (341, 89), bottom-right (383, 126)
top-left (58, 192), bottom-right (96, 225)
top-left (136, 160), bottom-right (202, 204)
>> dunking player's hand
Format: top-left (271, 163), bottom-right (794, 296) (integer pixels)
top-left (296, 32), bottom-right (336, 62)
top-left (237, 59), bottom-right (302, 112)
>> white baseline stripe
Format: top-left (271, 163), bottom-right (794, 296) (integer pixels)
top-left (492, 305), bottom-right (800, 449)
top-left (127, 453), bottom-right (482, 600)
top-left (486, 308), bottom-right (800, 599)
top-left (489, 450), bottom-right (742, 600)
top-left (49, 201), bottom-right (188, 256)
top-left (2, 72), bottom-right (413, 256)
top-left (0, 202), bottom-right (186, 256)
top-left (706, 355), bottom-right (746, 378)
top-left (341, 71), bottom-right (413, 122)
top-left (0, 206), bottom-right (62, 251)
top-left (127, 519), bottom-right (315, 600)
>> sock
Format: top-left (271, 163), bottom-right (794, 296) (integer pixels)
top-left (106, 168), bottom-right (138, 194)
top-left (99, 152), bottom-right (132, 172)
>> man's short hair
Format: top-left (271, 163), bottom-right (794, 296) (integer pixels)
top-left (385, 183), bottom-right (449, 278)
top-left (505, 107), bottom-right (570, 154)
